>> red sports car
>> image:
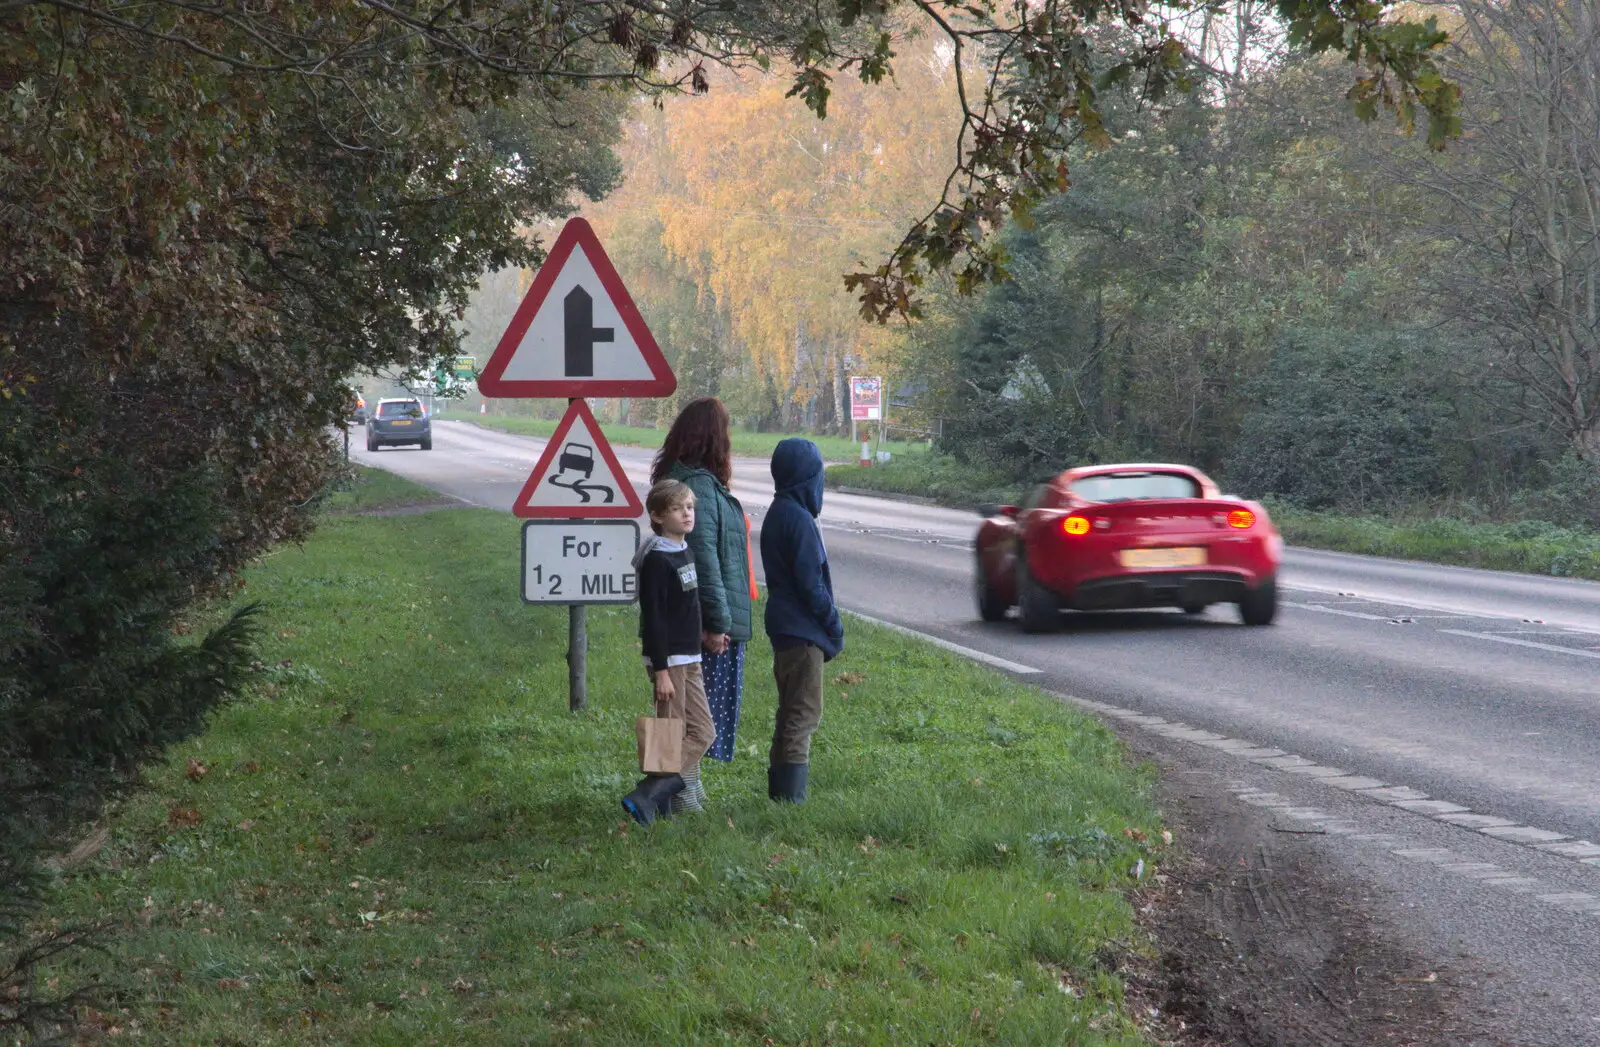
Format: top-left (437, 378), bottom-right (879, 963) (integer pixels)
top-left (974, 463), bottom-right (1282, 633)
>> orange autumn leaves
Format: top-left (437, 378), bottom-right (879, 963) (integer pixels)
top-left (586, 35), bottom-right (970, 405)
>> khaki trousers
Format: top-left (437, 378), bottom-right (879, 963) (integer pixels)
top-left (652, 662), bottom-right (716, 769)
top-left (770, 644), bottom-right (824, 765)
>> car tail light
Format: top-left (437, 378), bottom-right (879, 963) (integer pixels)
top-left (1062, 515), bottom-right (1090, 536)
top-left (1227, 509), bottom-right (1255, 529)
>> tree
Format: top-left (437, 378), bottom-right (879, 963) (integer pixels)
top-left (1395, 0), bottom-right (1600, 459)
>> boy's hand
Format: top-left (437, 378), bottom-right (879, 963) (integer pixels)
top-left (653, 669), bottom-right (675, 704)
top-left (702, 631), bottom-right (730, 655)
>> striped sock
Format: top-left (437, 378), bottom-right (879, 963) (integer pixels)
top-left (670, 764), bottom-right (704, 813)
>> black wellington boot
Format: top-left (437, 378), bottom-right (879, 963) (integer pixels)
top-left (768, 763), bottom-right (808, 803)
top-left (621, 774), bottom-right (685, 826)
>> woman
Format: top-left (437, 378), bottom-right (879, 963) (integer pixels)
top-left (651, 397), bottom-right (753, 784)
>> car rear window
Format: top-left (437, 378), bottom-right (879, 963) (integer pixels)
top-left (1069, 472), bottom-right (1200, 502)
top-left (378, 401), bottom-right (423, 419)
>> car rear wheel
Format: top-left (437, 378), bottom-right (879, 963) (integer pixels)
top-left (366, 432), bottom-right (378, 452)
top-left (1017, 558), bottom-right (1061, 634)
top-left (1238, 577), bottom-right (1277, 626)
top-left (420, 436), bottom-right (432, 451)
top-left (974, 555), bottom-right (1008, 623)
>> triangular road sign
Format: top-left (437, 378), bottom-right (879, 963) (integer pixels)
top-left (478, 217), bottom-right (676, 398)
top-left (512, 400), bottom-right (645, 519)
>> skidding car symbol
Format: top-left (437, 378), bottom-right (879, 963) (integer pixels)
top-left (559, 442), bottom-right (595, 478)
top-left (548, 441), bottom-right (615, 504)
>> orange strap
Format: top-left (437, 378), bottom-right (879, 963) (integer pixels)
top-left (745, 513), bottom-right (759, 601)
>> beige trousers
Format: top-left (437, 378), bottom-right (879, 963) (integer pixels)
top-left (652, 662), bottom-right (716, 769)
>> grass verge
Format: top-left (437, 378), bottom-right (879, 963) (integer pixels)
top-left (826, 457), bottom-right (1020, 512)
top-left (322, 464), bottom-right (458, 515)
top-left (828, 456), bottom-right (1600, 581)
top-left (470, 415), bottom-right (930, 464)
top-left (37, 506), bottom-right (1165, 1045)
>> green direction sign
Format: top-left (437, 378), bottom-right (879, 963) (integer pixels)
top-left (453, 356), bottom-right (476, 378)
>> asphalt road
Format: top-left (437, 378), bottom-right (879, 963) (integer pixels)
top-left (354, 419), bottom-right (1600, 1045)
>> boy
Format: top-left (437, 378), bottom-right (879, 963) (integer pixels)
top-left (759, 438), bottom-right (844, 802)
top-left (622, 479), bottom-right (718, 825)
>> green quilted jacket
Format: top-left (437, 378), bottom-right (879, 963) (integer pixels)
top-left (666, 460), bottom-right (753, 642)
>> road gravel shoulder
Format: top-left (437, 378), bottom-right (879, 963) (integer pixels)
top-left (1114, 724), bottom-right (1535, 1047)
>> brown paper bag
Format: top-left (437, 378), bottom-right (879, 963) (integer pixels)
top-left (636, 715), bottom-right (684, 774)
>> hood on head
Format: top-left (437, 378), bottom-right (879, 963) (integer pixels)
top-left (771, 437), bottom-right (824, 516)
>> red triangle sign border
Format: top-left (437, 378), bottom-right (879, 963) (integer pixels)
top-left (477, 217), bottom-right (676, 399)
top-left (512, 400), bottom-right (645, 519)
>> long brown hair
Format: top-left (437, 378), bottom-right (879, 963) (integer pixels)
top-left (652, 396), bottom-right (732, 486)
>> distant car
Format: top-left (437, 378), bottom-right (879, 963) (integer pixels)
top-left (974, 463), bottom-right (1281, 633)
top-left (348, 393), bottom-right (368, 425)
top-left (366, 397), bottom-right (431, 451)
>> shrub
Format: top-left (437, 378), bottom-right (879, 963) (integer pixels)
top-left (0, 390), bottom-right (260, 1005)
top-left (1226, 329), bottom-right (1449, 509)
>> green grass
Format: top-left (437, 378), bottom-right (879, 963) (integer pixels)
top-left (471, 415), bottom-right (930, 464)
top-left (36, 507), bottom-right (1165, 1045)
top-left (828, 454), bottom-right (1600, 580)
top-left (322, 464), bottom-right (456, 514)
top-left (826, 456), bottom-right (1021, 511)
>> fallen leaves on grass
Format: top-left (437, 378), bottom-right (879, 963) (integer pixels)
top-left (167, 806), bottom-right (203, 829)
top-left (832, 671), bottom-right (866, 686)
top-left (185, 758), bottom-right (209, 782)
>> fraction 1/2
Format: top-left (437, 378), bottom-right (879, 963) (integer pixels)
top-left (527, 564), bottom-right (563, 596)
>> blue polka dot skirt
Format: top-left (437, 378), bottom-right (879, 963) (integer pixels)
top-left (703, 641), bottom-right (746, 762)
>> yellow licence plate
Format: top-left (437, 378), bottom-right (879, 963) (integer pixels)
top-left (390, 420), bottom-right (412, 426)
top-left (1119, 546), bottom-right (1206, 569)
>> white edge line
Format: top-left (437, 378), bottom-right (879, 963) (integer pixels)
top-left (824, 595), bottom-right (1593, 868)
top-left (842, 611), bottom-right (1041, 675)
top-left (1283, 601), bottom-right (1392, 622)
top-left (1438, 629), bottom-right (1600, 661)
top-left (1045, 695), bottom-right (1599, 870)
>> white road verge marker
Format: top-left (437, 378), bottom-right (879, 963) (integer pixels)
top-left (842, 611), bottom-right (1041, 675)
top-left (1438, 628), bottom-right (1600, 660)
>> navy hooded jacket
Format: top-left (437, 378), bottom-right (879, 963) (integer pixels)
top-left (760, 438), bottom-right (844, 659)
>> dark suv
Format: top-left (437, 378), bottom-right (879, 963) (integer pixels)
top-left (366, 398), bottom-right (432, 451)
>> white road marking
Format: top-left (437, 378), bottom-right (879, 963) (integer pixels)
top-left (1049, 696), bottom-right (1598, 871)
top-left (1284, 601), bottom-right (1392, 621)
top-left (1538, 841), bottom-right (1600, 859)
top-left (842, 612), bottom-right (1041, 675)
top-left (1227, 786), bottom-right (1600, 919)
top-left (820, 604), bottom-right (1597, 879)
top-left (1438, 629), bottom-right (1600, 661)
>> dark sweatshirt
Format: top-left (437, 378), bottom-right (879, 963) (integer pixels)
top-left (635, 536), bottom-right (703, 674)
top-left (759, 438), bottom-right (844, 660)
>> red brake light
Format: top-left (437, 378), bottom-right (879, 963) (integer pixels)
top-left (1227, 509), bottom-right (1255, 529)
top-left (1062, 515), bottom-right (1090, 536)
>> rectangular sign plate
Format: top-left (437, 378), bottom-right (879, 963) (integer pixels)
top-left (521, 519), bottom-right (640, 604)
top-left (1119, 546), bottom-right (1207, 569)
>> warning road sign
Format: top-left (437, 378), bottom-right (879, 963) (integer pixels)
top-left (511, 399), bottom-right (644, 519)
top-left (477, 217), bottom-right (676, 398)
